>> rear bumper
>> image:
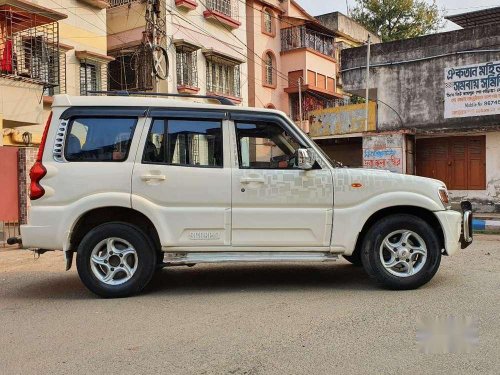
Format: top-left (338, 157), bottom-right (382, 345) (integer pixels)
top-left (20, 224), bottom-right (67, 251)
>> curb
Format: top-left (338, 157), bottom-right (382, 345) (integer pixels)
top-left (473, 219), bottom-right (500, 233)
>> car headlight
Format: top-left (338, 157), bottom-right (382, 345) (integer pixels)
top-left (438, 187), bottom-right (450, 208)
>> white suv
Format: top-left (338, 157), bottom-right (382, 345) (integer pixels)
top-left (16, 94), bottom-right (473, 297)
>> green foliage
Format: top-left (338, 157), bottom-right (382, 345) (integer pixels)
top-left (350, 0), bottom-right (443, 42)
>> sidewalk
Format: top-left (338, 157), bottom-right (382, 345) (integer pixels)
top-left (473, 213), bottom-right (500, 233)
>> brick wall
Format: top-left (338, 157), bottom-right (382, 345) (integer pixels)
top-left (18, 147), bottom-right (38, 225)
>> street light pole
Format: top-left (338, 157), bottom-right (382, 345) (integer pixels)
top-left (365, 34), bottom-right (371, 132)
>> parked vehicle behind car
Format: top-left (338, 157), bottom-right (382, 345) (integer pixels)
top-left (13, 94), bottom-right (473, 297)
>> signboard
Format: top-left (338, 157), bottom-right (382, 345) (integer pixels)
top-left (444, 61), bottom-right (500, 118)
top-left (309, 102), bottom-right (376, 137)
top-left (363, 134), bottom-right (404, 174)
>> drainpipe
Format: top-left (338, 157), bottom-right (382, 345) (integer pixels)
top-left (365, 34), bottom-right (371, 132)
top-left (298, 76), bottom-right (303, 128)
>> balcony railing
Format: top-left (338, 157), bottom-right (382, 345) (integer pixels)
top-left (281, 26), bottom-right (337, 59)
top-left (108, 0), bottom-right (140, 8)
top-left (0, 10), bottom-right (61, 89)
top-left (205, 0), bottom-right (238, 20)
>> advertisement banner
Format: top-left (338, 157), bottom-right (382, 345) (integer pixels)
top-left (444, 61), bottom-right (500, 118)
top-left (309, 102), bottom-right (376, 137)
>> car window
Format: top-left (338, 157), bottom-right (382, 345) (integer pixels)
top-left (64, 117), bottom-right (137, 162)
top-left (235, 121), bottom-right (301, 169)
top-left (143, 118), bottom-right (223, 167)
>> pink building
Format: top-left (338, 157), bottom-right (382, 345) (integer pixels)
top-left (246, 0), bottom-right (342, 132)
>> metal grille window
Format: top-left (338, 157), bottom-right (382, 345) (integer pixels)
top-left (265, 52), bottom-right (273, 85)
top-left (0, 9), bottom-right (61, 90)
top-left (44, 50), bottom-right (66, 96)
top-left (263, 9), bottom-right (272, 34)
top-left (206, 0), bottom-right (238, 19)
top-left (206, 59), bottom-right (241, 98)
top-left (80, 62), bottom-right (98, 95)
top-left (290, 93), bottom-right (334, 121)
top-left (176, 49), bottom-right (198, 88)
top-left (108, 52), bottom-right (141, 91)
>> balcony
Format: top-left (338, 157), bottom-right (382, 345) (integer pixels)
top-left (203, 0), bottom-right (240, 29)
top-left (281, 26), bottom-right (337, 60)
top-left (0, 1), bottom-right (66, 87)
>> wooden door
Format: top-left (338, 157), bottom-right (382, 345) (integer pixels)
top-left (416, 136), bottom-right (486, 190)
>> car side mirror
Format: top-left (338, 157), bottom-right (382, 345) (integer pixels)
top-left (296, 148), bottom-right (315, 170)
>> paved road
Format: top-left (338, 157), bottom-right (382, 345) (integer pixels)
top-left (1, 235), bottom-right (499, 374)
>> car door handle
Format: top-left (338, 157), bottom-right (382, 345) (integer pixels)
top-left (240, 177), bottom-right (265, 184)
top-left (141, 174), bottom-right (166, 181)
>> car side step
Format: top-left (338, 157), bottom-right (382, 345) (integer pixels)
top-left (162, 251), bottom-right (339, 266)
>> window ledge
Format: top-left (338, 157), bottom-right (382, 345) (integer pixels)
top-left (77, 0), bottom-right (109, 10)
top-left (203, 9), bottom-right (241, 29)
top-left (262, 82), bottom-right (276, 89)
top-left (206, 91), bottom-right (242, 104)
top-left (262, 30), bottom-right (275, 37)
top-left (175, 0), bottom-right (197, 10)
top-left (177, 85), bottom-right (200, 94)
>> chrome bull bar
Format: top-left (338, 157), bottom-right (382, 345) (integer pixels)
top-left (460, 201), bottom-right (473, 249)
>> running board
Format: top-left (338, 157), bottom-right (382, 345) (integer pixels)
top-left (162, 251), bottom-right (339, 266)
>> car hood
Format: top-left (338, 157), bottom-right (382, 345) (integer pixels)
top-left (332, 168), bottom-right (446, 210)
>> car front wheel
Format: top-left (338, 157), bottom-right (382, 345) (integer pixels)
top-left (361, 214), bottom-right (442, 290)
top-left (76, 222), bottom-right (157, 298)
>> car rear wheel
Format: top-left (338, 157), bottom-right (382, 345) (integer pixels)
top-left (361, 214), bottom-right (441, 290)
top-left (76, 222), bottom-right (156, 298)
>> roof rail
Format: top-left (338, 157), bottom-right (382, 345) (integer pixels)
top-left (87, 91), bottom-right (235, 106)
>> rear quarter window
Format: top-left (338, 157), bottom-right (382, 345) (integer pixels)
top-left (64, 117), bottom-right (137, 162)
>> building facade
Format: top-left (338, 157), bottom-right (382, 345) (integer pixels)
top-left (108, 0), bottom-right (248, 105)
top-left (1, 0), bottom-right (112, 146)
top-left (245, 0), bottom-right (343, 132)
top-left (340, 9), bottom-right (500, 212)
top-left (0, 0), bottom-right (113, 234)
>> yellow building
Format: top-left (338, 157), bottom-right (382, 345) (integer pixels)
top-left (1, 0), bottom-right (113, 146)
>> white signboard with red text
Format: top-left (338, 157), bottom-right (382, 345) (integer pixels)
top-left (444, 61), bottom-right (500, 119)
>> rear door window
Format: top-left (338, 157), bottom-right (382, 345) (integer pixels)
top-left (64, 117), bottom-right (137, 162)
top-left (143, 118), bottom-right (223, 167)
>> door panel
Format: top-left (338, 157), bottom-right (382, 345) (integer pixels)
top-left (231, 169), bottom-right (333, 246)
top-left (467, 136), bottom-right (486, 189)
top-left (230, 119), bottom-right (334, 248)
top-left (132, 116), bottom-right (231, 247)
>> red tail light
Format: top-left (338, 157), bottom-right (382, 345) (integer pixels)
top-left (29, 112), bottom-right (52, 200)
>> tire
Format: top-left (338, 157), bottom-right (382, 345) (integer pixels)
top-left (361, 214), bottom-right (441, 290)
top-left (342, 252), bottom-right (362, 266)
top-left (76, 222), bottom-right (157, 298)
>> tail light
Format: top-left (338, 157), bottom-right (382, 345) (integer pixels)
top-left (29, 112), bottom-right (52, 200)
